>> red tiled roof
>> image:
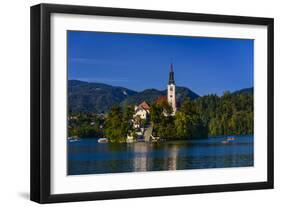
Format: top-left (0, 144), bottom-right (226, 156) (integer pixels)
top-left (138, 101), bottom-right (150, 110)
top-left (155, 96), bottom-right (167, 104)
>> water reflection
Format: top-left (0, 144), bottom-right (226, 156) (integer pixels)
top-left (129, 143), bottom-right (151, 172)
top-left (165, 144), bottom-right (179, 170)
top-left (67, 135), bottom-right (254, 175)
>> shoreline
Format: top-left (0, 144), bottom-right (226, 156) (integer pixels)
top-left (68, 134), bottom-right (254, 144)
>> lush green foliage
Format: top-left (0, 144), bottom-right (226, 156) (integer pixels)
top-left (195, 92), bottom-right (253, 136)
top-left (151, 98), bottom-right (208, 140)
top-left (104, 105), bottom-right (135, 143)
top-left (150, 101), bottom-right (175, 139)
top-left (68, 112), bottom-right (105, 138)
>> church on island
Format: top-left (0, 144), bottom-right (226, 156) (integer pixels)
top-left (128, 64), bottom-right (177, 142)
top-left (134, 63), bottom-right (177, 119)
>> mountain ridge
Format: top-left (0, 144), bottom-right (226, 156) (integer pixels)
top-left (232, 87), bottom-right (253, 95)
top-left (68, 80), bottom-right (253, 113)
top-left (68, 80), bottom-right (200, 113)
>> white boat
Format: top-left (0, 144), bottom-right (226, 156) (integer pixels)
top-left (227, 137), bottom-right (236, 141)
top-left (68, 136), bottom-right (80, 142)
top-left (98, 138), bottom-right (108, 143)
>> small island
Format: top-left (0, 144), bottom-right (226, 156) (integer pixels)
top-left (68, 64), bottom-right (253, 143)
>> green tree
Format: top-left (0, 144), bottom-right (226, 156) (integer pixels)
top-left (104, 106), bottom-right (126, 142)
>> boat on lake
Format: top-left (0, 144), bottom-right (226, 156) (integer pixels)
top-left (227, 137), bottom-right (236, 141)
top-left (221, 136), bottom-right (236, 144)
top-left (98, 138), bottom-right (108, 143)
top-left (68, 136), bottom-right (80, 142)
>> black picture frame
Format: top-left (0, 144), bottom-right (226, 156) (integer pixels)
top-left (30, 3), bottom-right (274, 204)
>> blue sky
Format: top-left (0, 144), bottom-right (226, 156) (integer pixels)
top-left (68, 31), bottom-right (253, 96)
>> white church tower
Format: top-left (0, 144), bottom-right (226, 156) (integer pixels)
top-left (167, 63), bottom-right (177, 115)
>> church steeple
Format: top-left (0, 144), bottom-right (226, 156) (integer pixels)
top-left (167, 63), bottom-right (177, 115)
top-left (168, 63), bottom-right (175, 84)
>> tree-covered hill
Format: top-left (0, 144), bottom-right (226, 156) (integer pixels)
top-left (194, 91), bottom-right (254, 136)
top-left (122, 86), bottom-right (199, 106)
top-left (68, 80), bottom-right (137, 113)
top-left (232, 87), bottom-right (253, 95)
top-left (122, 89), bottom-right (165, 105)
top-left (68, 80), bottom-right (200, 113)
top-left (175, 86), bottom-right (200, 105)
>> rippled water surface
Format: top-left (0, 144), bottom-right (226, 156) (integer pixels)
top-left (67, 135), bottom-right (253, 175)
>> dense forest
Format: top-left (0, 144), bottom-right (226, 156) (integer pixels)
top-left (68, 113), bottom-right (104, 138)
top-left (68, 91), bottom-right (253, 142)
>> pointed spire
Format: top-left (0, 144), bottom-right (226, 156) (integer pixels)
top-left (168, 63), bottom-right (175, 84)
top-left (170, 63), bottom-right (174, 72)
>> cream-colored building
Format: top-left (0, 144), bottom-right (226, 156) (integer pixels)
top-left (133, 101), bottom-right (150, 129)
top-left (134, 101), bottom-right (150, 120)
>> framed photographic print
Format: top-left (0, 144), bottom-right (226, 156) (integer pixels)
top-left (30, 3), bottom-right (274, 203)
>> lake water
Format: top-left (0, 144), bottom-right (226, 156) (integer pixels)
top-left (67, 135), bottom-right (253, 175)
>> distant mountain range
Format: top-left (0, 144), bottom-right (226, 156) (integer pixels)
top-left (68, 80), bottom-right (253, 113)
top-left (232, 87), bottom-right (253, 95)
